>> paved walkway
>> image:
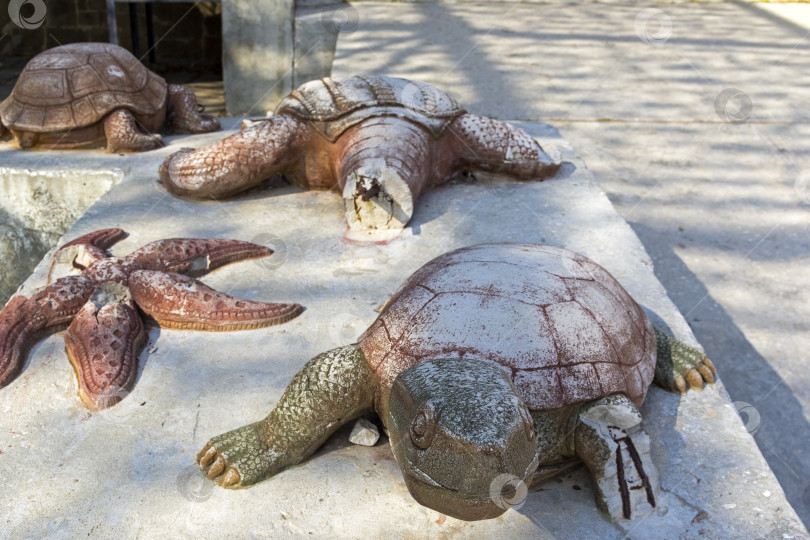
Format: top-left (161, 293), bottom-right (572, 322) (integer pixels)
top-left (333, 0), bottom-right (810, 527)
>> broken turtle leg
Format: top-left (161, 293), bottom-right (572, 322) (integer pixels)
top-left (575, 394), bottom-right (659, 521)
top-left (338, 117), bottom-right (432, 237)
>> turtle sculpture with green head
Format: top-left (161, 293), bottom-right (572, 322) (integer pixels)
top-left (196, 243), bottom-right (716, 521)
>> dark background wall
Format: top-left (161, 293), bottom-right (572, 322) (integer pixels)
top-left (0, 1), bottom-right (222, 75)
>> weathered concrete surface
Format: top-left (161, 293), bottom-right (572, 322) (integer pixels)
top-left (0, 167), bottom-right (121, 302)
top-left (332, 0), bottom-right (810, 530)
top-left (0, 125), bottom-right (235, 306)
top-left (222, 0), bottom-right (294, 116)
top-left (0, 121), bottom-right (805, 539)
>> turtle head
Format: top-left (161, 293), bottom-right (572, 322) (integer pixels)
top-left (387, 358), bottom-right (539, 521)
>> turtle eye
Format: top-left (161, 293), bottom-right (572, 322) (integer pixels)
top-left (410, 406), bottom-right (437, 449)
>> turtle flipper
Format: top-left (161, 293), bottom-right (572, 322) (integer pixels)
top-left (159, 114), bottom-right (308, 199)
top-left (575, 394), bottom-right (659, 521)
top-left (197, 345), bottom-right (377, 487)
top-left (446, 113), bottom-right (561, 180)
top-left (653, 327), bottom-right (716, 394)
top-left (166, 84), bottom-right (220, 134)
top-left (104, 109), bottom-right (163, 153)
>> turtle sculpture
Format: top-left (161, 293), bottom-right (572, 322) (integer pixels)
top-left (196, 243), bottom-right (716, 522)
top-left (160, 75), bottom-right (561, 236)
top-left (0, 43), bottom-right (220, 152)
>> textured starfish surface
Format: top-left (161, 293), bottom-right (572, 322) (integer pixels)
top-left (0, 228), bottom-right (303, 410)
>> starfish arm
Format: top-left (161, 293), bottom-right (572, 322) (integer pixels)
top-left (50, 228), bottom-right (126, 278)
top-left (129, 270), bottom-right (304, 331)
top-left (61, 228), bottom-right (127, 251)
top-left (64, 283), bottom-right (147, 410)
top-left (444, 113), bottom-right (561, 180)
top-left (158, 114), bottom-right (310, 200)
top-left (0, 275), bottom-right (96, 388)
top-left (126, 238), bottom-right (273, 277)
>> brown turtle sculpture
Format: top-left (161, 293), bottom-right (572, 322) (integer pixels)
top-left (0, 43), bottom-right (220, 152)
top-left (160, 76), bottom-right (561, 236)
top-left (196, 243), bottom-right (716, 522)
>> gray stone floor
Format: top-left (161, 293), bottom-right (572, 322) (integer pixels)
top-left (332, 0), bottom-right (810, 528)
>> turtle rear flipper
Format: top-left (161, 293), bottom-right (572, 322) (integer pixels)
top-left (575, 394), bottom-right (659, 521)
top-left (166, 84), bottom-right (220, 134)
top-left (653, 327), bottom-right (716, 394)
top-left (198, 345), bottom-right (377, 488)
top-left (447, 114), bottom-right (561, 180)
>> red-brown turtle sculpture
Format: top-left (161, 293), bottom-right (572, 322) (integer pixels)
top-left (196, 243), bottom-right (716, 522)
top-left (0, 229), bottom-right (303, 410)
top-left (160, 76), bottom-right (561, 235)
top-left (0, 43), bottom-right (220, 152)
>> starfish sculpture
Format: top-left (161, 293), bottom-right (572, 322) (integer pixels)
top-left (0, 229), bottom-right (303, 410)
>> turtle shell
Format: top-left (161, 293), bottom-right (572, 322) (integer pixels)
top-left (275, 75), bottom-right (466, 142)
top-left (0, 43), bottom-right (167, 133)
top-left (358, 243), bottom-right (657, 410)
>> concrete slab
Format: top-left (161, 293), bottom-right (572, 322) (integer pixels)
top-left (0, 121), bottom-right (805, 538)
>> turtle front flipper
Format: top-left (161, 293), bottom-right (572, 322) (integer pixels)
top-left (159, 114), bottom-right (309, 199)
top-left (446, 113), bottom-right (561, 180)
top-left (166, 84), bottom-right (220, 134)
top-left (653, 327), bottom-right (716, 393)
top-left (575, 394), bottom-right (659, 521)
top-left (104, 109), bottom-right (164, 153)
top-left (197, 345), bottom-right (377, 487)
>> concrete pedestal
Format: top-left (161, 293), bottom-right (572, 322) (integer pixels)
top-left (0, 122), bottom-right (805, 538)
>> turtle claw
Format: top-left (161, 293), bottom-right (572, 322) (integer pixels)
top-left (196, 422), bottom-right (281, 488)
top-left (653, 328), bottom-right (717, 394)
top-left (198, 444), bottom-right (217, 467)
top-left (197, 443), bottom-right (243, 488)
top-left (685, 369), bottom-right (704, 391)
top-left (221, 468), bottom-right (241, 488)
top-left (207, 456), bottom-right (226, 478)
top-left (697, 364), bottom-right (715, 384)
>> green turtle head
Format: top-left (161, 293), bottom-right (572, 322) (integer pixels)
top-left (387, 358), bottom-right (539, 521)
